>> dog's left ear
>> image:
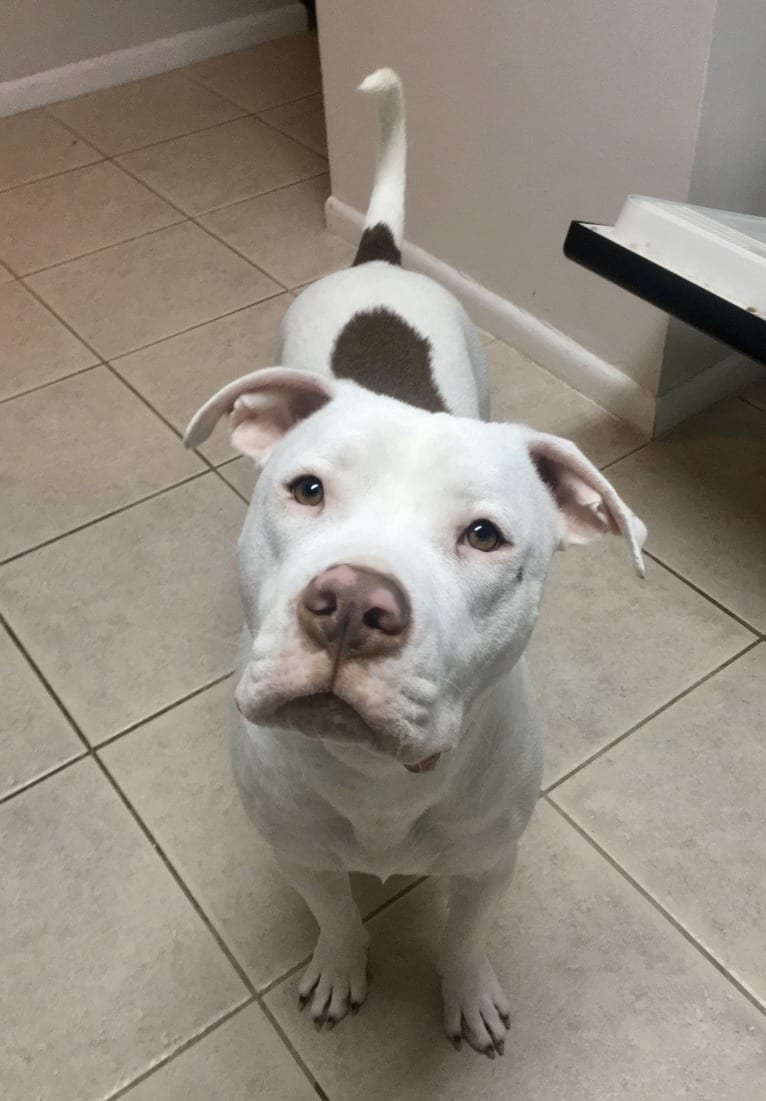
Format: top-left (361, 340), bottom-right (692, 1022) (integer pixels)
top-left (183, 368), bottom-right (336, 463)
top-left (525, 429), bottom-right (647, 577)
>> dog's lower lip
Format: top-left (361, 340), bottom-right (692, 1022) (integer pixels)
top-left (404, 753), bottom-right (440, 773)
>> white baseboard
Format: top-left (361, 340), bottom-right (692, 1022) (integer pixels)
top-left (0, 4), bottom-right (307, 117)
top-left (653, 353), bottom-right (766, 435)
top-left (326, 196), bottom-right (657, 434)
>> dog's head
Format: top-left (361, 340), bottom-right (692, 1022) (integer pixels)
top-left (185, 368), bottom-right (645, 771)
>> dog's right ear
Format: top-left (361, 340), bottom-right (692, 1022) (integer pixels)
top-left (183, 368), bottom-right (337, 464)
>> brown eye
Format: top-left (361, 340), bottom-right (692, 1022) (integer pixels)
top-left (465, 519), bottom-right (503, 552)
top-left (291, 475), bottom-right (324, 506)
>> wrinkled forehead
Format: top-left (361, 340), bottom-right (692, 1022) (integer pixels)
top-left (267, 392), bottom-right (543, 509)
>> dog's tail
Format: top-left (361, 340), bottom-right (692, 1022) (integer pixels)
top-left (353, 68), bottom-right (405, 267)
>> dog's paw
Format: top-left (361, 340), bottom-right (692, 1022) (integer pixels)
top-left (298, 935), bottom-right (368, 1029)
top-left (441, 956), bottom-right (511, 1057)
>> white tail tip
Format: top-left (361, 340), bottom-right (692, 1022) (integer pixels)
top-left (358, 67), bottom-right (402, 95)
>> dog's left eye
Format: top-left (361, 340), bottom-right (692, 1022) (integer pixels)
top-left (290, 475), bottom-right (324, 506)
top-left (463, 519), bottom-right (504, 552)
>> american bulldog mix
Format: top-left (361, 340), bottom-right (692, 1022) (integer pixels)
top-left (185, 69), bottom-right (646, 1057)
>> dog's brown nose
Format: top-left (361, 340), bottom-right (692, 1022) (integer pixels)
top-left (298, 564), bottom-right (410, 658)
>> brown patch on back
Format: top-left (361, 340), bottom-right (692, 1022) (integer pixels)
top-left (352, 223), bottom-right (402, 266)
top-left (331, 307), bottom-right (446, 412)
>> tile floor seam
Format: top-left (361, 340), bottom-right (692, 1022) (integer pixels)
top-left (45, 104), bottom-right (249, 161)
top-left (192, 167), bottom-right (330, 224)
top-left (0, 361), bottom-right (100, 406)
top-left (102, 996), bottom-right (257, 1101)
top-left (106, 288), bottom-right (291, 362)
top-left (211, 464), bottom-right (250, 504)
top-left (0, 153), bottom-right (107, 197)
top-left (93, 750), bottom-right (259, 994)
top-left (17, 215), bottom-right (189, 278)
top-left (543, 795), bottom-right (766, 1016)
top-left (543, 637), bottom-right (762, 795)
top-left (600, 439), bottom-right (651, 471)
top-left (738, 394), bottom-right (766, 417)
top-left (643, 549), bottom-right (762, 636)
top-left (109, 155), bottom-right (299, 288)
top-left (0, 610), bottom-right (89, 750)
top-left (180, 63), bottom-right (323, 116)
top-left (115, 138), bottom-right (328, 225)
top-left (96, 670), bottom-right (235, 751)
top-left (0, 468), bottom-right (211, 567)
top-left (0, 750), bottom-right (90, 807)
top-left (253, 110), bottom-right (329, 161)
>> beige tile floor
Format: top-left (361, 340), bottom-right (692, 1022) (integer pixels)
top-left (1, 32), bottom-right (764, 1101)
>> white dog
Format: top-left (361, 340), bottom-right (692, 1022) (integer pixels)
top-left (185, 69), bottom-right (646, 1057)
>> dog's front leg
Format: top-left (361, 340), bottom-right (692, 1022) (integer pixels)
top-left (276, 855), bottom-right (370, 1028)
top-left (438, 849), bottom-right (516, 1057)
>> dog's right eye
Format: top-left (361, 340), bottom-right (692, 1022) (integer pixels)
top-left (290, 475), bottom-right (324, 507)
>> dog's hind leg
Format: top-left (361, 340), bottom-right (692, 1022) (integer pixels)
top-left (276, 855), bottom-right (370, 1028)
top-left (438, 849), bottom-right (517, 1057)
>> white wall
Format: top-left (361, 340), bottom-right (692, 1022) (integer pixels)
top-left (317, 0), bottom-right (718, 395)
top-left (659, 0), bottom-right (766, 395)
top-left (0, 0), bottom-right (290, 82)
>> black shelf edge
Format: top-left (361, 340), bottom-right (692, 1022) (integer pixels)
top-left (564, 220), bottom-right (766, 367)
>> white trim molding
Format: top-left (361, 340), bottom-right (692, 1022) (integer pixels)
top-left (326, 195), bottom-right (657, 434)
top-left (0, 4), bottom-right (307, 117)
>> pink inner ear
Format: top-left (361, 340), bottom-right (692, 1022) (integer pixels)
top-left (528, 431), bottom-right (647, 576)
top-left (552, 467), bottom-right (615, 544)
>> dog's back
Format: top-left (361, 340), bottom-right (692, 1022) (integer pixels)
top-left (279, 69), bottom-right (490, 420)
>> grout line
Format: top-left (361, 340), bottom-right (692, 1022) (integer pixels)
top-left (255, 997), bottom-right (330, 1096)
top-left (642, 550), bottom-right (762, 636)
top-left (107, 287), bottom-right (290, 362)
top-left (600, 439), bottom-right (651, 471)
top-left (16, 278), bottom-right (107, 359)
top-left (544, 796), bottom-right (766, 1017)
top-left (0, 361), bottom-right (100, 406)
top-left (212, 463), bottom-right (250, 504)
top-left (103, 996), bottom-right (256, 1101)
top-left (254, 110), bottom-right (328, 161)
top-left (94, 750), bottom-right (259, 993)
top-left (20, 215), bottom-right (188, 278)
top-left (544, 638), bottom-right (762, 795)
top-left (738, 395), bottom-right (766, 417)
top-left (0, 155), bottom-right (106, 197)
top-left (0, 751), bottom-right (89, 807)
top-left (0, 611), bottom-right (90, 749)
top-left (0, 468), bottom-right (209, 567)
top-left (96, 670), bottom-right (234, 750)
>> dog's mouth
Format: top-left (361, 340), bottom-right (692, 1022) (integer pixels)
top-left (248, 690), bottom-right (441, 774)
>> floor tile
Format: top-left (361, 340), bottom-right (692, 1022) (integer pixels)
top-left (0, 476), bottom-right (244, 743)
top-left (120, 1004), bottom-right (315, 1101)
top-left (0, 367), bottom-right (203, 560)
top-left (266, 802), bottom-right (764, 1101)
top-left (27, 223), bottom-right (280, 358)
top-left (0, 261), bottom-right (12, 282)
top-left (0, 161), bottom-right (178, 274)
top-left (487, 341), bottom-right (647, 467)
top-left (742, 378), bottom-right (766, 411)
top-left (185, 34), bottom-right (322, 113)
top-left (202, 175), bottom-right (355, 288)
top-left (0, 624), bottom-right (82, 799)
top-left (554, 643), bottom-right (766, 1006)
top-left (527, 537), bottom-right (754, 785)
top-left (0, 109), bottom-right (101, 191)
top-left (103, 680), bottom-right (413, 990)
top-left (609, 398), bottom-right (766, 630)
top-left (48, 72), bottom-right (245, 155)
top-left (260, 93), bottom-right (328, 156)
top-left (119, 116), bottom-right (326, 216)
top-left (0, 281), bottom-right (97, 401)
top-left (218, 458), bottom-right (258, 500)
top-left (2, 759), bottom-right (245, 1101)
top-left (114, 295), bottom-right (291, 464)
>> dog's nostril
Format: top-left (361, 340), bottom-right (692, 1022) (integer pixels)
top-left (363, 606), bottom-right (385, 631)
